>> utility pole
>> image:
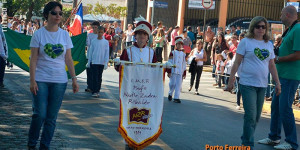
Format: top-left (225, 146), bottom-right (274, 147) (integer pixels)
top-left (151, 0), bottom-right (155, 24)
top-left (73, 0), bottom-right (78, 9)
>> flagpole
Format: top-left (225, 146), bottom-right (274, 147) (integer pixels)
top-left (63, 0), bottom-right (82, 27)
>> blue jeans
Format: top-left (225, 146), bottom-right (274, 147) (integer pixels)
top-left (0, 57), bottom-right (5, 84)
top-left (28, 82), bottom-right (67, 149)
top-left (240, 84), bottom-right (266, 147)
top-left (235, 77), bottom-right (242, 106)
top-left (268, 78), bottom-right (300, 149)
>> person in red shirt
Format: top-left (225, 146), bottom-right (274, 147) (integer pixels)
top-left (103, 27), bottom-right (114, 59)
top-left (229, 33), bottom-right (239, 55)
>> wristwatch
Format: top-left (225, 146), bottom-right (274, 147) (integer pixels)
top-left (275, 56), bottom-right (280, 64)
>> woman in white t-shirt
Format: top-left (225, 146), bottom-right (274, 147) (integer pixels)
top-left (188, 40), bottom-right (207, 94)
top-left (27, 2), bottom-right (79, 150)
top-left (125, 24), bottom-right (133, 47)
top-left (226, 16), bottom-right (281, 149)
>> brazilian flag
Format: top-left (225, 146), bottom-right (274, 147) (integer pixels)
top-left (4, 28), bottom-right (87, 78)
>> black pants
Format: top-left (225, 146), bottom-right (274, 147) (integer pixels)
top-left (90, 64), bottom-right (104, 94)
top-left (190, 66), bottom-right (203, 90)
top-left (155, 47), bottom-right (163, 63)
top-left (86, 67), bottom-right (92, 89)
top-left (0, 57), bottom-right (5, 84)
top-left (126, 42), bottom-right (132, 47)
top-left (109, 46), bottom-right (114, 59)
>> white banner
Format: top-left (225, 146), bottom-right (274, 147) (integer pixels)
top-left (118, 65), bottom-right (164, 149)
top-left (188, 0), bottom-right (215, 9)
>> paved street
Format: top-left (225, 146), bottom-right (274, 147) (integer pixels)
top-left (1, 66), bottom-right (300, 150)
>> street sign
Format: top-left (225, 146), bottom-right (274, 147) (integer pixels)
top-left (188, 0), bottom-right (215, 10)
top-left (148, 1), bottom-right (168, 8)
top-left (155, 1), bottom-right (168, 8)
top-left (286, 2), bottom-right (300, 12)
top-left (202, 0), bottom-right (213, 9)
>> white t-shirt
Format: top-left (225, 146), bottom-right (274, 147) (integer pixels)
top-left (86, 33), bottom-right (98, 47)
top-left (224, 59), bottom-right (233, 74)
top-left (193, 49), bottom-right (204, 66)
top-left (30, 27), bottom-right (73, 83)
top-left (236, 38), bottom-right (274, 87)
top-left (126, 29), bottom-right (133, 42)
top-left (87, 38), bottom-right (109, 65)
top-left (216, 60), bottom-right (225, 74)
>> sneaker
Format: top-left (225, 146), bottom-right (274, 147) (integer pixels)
top-left (236, 106), bottom-right (241, 110)
top-left (92, 93), bottom-right (99, 98)
top-left (195, 89), bottom-right (199, 95)
top-left (85, 88), bottom-right (91, 92)
top-left (258, 138), bottom-right (280, 145)
top-left (274, 142), bottom-right (292, 150)
top-left (188, 87), bottom-right (192, 92)
top-left (173, 99), bottom-right (181, 103)
top-left (168, 95), bottom-right (172, 101)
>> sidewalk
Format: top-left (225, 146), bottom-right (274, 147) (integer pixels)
top-left (0, 69), bottom-right (68, 149)
top-left (201, 65), bottom-right (300, 120)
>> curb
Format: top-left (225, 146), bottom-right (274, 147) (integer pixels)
top-left (262, 102), bottom-right (300, 121)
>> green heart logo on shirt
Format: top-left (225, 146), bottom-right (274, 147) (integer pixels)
top-left (44, 43), bottom-right (64, 59)
top-left (254, 48), bottom-right (270, 61)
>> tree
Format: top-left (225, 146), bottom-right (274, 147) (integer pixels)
top-left (86, 2), bottom-right (127, 21)
top-left (3, 0), bottom-right (51, 21)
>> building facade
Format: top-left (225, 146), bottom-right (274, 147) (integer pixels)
top-left (126, 0), bottom-right (288, 29)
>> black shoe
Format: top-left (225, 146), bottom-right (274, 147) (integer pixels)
top-left (27, 145), bottom-right (37, 150)
top-left (168, 95), bottom-right (172, 101)
top-left (173, 99), bottom-right (181, 103)
top-left (125, 144), bottom-right (134, 150)
top-left (85, 88), bottom-right (91, 92)
top-left (39, 143), bottom-right (49, 150)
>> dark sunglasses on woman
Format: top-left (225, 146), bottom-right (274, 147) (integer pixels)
top-left (49, 11), bottom-right (63, 16)
top-left (254, 25), bottom-right (266, 29)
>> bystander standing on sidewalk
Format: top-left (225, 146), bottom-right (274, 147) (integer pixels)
top-left (27, 2), bottom-right (79, 150)
top-left (258, 6), bottom-right (300, 150)
top-left (0, 15), bottom-right (8, 88)
top-left (170, 26), bottom-right (179, 51)
top-left (227, 16), bottom-right (281, 150)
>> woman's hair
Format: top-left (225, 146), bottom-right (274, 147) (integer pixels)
top-left (156, 28), bottom-right (164, 37)
top-left (43, 1), bottom-right (63, 21)
top-left (196, 40), bottom-right (204, 49)
top-left (91, 21), bottom-right (100, 26)
top-left (216, 32), bottom-right (226, 43)
top-left (217, 54), bottom-right (224, 60)
top-left (227, 52), bottom-right (233, 59)
top-left (246, 16), bottom-right (270, 42)
top-left (239, 32), bottom-right (245, 38)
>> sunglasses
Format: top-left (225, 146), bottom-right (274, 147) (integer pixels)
top-left (254, 25), bottom-right (266, 29)
top-left (49, 11), bottom-right (63, 16)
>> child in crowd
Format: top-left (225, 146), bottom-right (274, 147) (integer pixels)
top-left (215, 54), bottom-right (225, 88)
top-left (224, 52), bottom-right (234, 90)
top-left (167, 36), bottom-right (186, 103)
top-left (87, 26), bottom-right (110, 98)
